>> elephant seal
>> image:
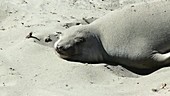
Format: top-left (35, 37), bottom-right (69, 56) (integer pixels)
top-left (54, 0), bottom-right (170, 69)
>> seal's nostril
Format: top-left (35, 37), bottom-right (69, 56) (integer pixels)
top-left (56, 45), bottom-right (64, 51)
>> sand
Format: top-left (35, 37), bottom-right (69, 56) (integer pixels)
top-left (0, 0), bottom-right (170, 96)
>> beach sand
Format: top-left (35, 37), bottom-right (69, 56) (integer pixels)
top-left (0, 0), bottom-right (170, 96)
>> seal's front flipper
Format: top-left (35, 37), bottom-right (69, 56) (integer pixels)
top-left (152, 51), bottom-right (170, 64)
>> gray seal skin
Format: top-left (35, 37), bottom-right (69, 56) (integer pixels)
top-left (54, 0), bottom-right (170, 69)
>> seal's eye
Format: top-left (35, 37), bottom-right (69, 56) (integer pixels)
top-left (74, 37), bottom-right (86, 44)
top-left (78, 37), bottom-right (86, 42)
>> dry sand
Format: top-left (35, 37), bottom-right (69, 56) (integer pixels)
top-left (0, 0), bottom-right (170, 96)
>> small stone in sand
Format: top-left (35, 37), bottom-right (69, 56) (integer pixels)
top-left (9, 68), bottom-right (15, 71)
top-left (21, 22), bottom-right (24, 25)
top-left (0, 28), bottom-right (5, 31)
top-left (3, 83), bottom-right (5, 86)
top-left (45, 36), bottom-right (52, 42)
top-left (152, 89), bottom-right (159, 92)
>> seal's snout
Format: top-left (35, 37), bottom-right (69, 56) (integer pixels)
top-left (56, 45), bottom-right (65, 53)
top-left (55, 43), bottom-right (75, 56)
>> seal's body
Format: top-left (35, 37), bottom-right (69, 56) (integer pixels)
top-left (54, 1), bottom-right (170, 69)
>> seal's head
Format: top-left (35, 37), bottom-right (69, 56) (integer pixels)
top-left (54, 25), bottom-right (107, 63)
